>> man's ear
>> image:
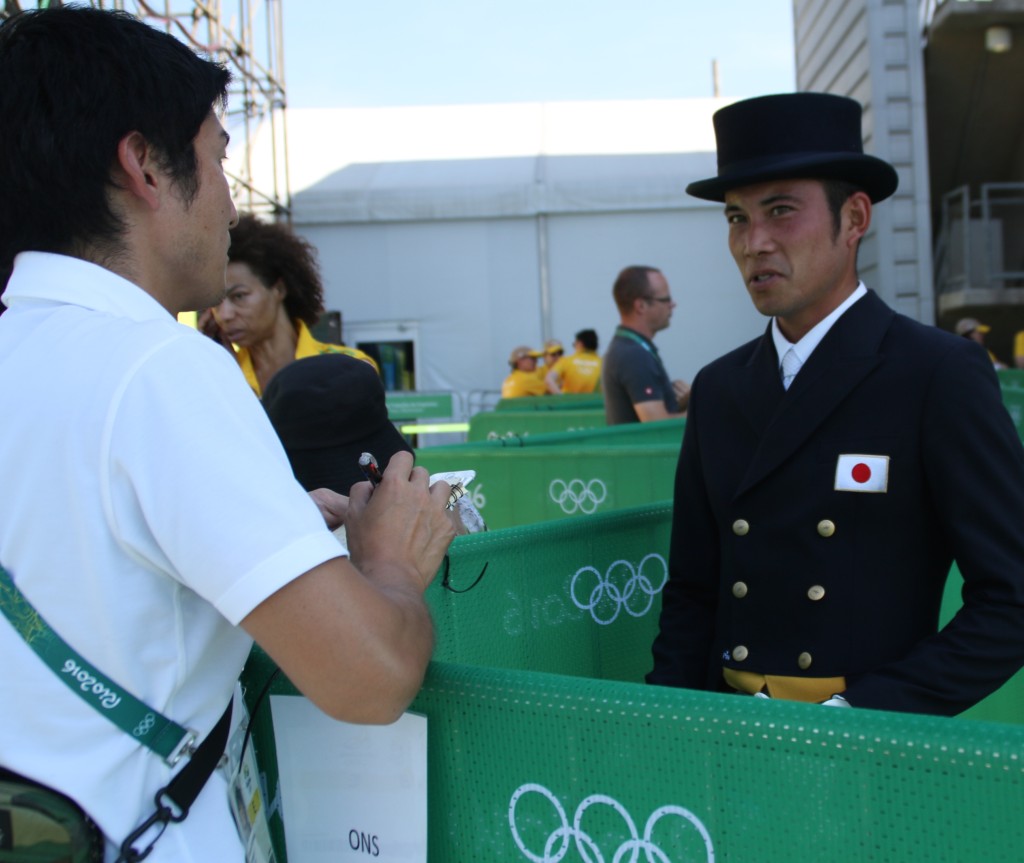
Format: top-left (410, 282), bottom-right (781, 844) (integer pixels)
top-left (843, 191), bottom-right (872, 247)
top-left (115, 131), bottom-right (161, 210)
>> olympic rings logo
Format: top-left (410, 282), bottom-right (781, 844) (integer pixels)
top-left (570, 554), bottom-right (668, 625)
top-left (132, 713), bottom-right (157, 738)
top-left (549, 478), bottom-right (608, 514)
top-left (509, 783), bottom-right (715, 863)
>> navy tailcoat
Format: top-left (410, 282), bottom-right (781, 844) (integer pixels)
top-left (648, 290), bottom-right (1024, 715)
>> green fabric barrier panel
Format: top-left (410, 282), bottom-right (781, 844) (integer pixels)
top-left (495, 394), bottom-right (605, 411)
top-left (429, 502), bottom-right (672, 681)
top-left (1000, 387), bottom-right (1024, 438)
top-left (998, 369), bottom-right (1024, 390)
top-left (241, 654), bottom-right (1024, 863)
top-left (416, 444), bottom-right (679, 529)
top-left (464, 416), bottom-right (684, 447)
top-left (939, 563), bottom-right (1024, 723)
top-left (469, 409), bottom-right (606, 442)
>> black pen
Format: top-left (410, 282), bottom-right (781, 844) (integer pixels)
top-left (358, 452), bottom-right (384, 486)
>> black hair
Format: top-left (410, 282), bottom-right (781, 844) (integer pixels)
top-left (575, 328), bottom-right (599, 351)
top-left (0, 6), bottom-right (230, 288)
top-left (821, 178), bottom-right (862, 240)
top-left (229, 214), bottom-right (326, 326)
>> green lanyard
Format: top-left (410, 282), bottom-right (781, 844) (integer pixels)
top-left (615, 326), bottom-right (668, 370)
top-left (0, 564), bottom-right (196, 766)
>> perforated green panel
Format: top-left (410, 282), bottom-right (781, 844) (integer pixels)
top-left (459, 417), bottom-right (685, 448)
top-left (242, 652), bottom-right (1024, 863)
top-left (494, 394), bottom-right (605, 411)
top-left (428, 503), bottom-right (672, 681)
top-left (415, 445), bottom-right (679, 529)
top-left (468, 409), bottom-right (606, 442)
top-left (413, 663), bottom-right (1024, 862)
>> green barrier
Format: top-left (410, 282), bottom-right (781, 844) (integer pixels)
top-left (998, 368), bottom-right (1024, 390)
top-left (1000, 387), bottom-right (1024, 438)
top-left (416, 443), bottom-right (679, 529)
top-left (940, 563), bottom-right (1024, 723)
top-left (240, 506), bottom-right (1024, 863)
top-left (495, 394), bottom-right (605, 411)
top-left (429, 502), bottom-right (672, 679)
top-left (466, 416), bottom-right (684, 447)
top-left (468, 408), bottom-right (606, 442)
top-left (242, 663), bottom-right (1024, 863)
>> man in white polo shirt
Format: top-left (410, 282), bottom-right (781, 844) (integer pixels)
top-left (0, 7), bottom-right (454, 861)
top-left (648, 92), bottom-right (1024, 715)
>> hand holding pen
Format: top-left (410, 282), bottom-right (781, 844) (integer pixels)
top-left (361, 451), bottom-right (465, 509)
top-left (359, 452), bottom-right (385, 487)
top-left (346, 451), bottom-right (456, 590)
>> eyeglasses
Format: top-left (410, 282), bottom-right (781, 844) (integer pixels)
top-left (644, 295), bottom-right (674, 305)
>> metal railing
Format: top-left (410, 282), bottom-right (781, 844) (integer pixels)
top-left (934, 182), bottom-right (1024, 294)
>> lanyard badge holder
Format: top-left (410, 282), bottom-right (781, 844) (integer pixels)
top-left (0, 563), bottom-right (230, 862)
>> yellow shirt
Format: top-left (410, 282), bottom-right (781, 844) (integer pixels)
top-left (236, 320), bottom-right (379, 396)
top-left (549, 350), bottom-right (602, 394)
top-left (502, 368), bottom-right (548, 398)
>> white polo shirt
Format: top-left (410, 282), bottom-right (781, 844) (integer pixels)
top-left (0, 253), bottom-right (344, 861)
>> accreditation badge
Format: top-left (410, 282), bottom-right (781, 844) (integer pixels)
top-left (224, 684), bottom-right (277, 863)
top-left (834, 454), bottom-right (889, 493)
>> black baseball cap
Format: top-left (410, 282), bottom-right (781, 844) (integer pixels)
top-left (263, 353), bottom-right (413, 495)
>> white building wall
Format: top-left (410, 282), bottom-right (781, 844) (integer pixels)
top-left (794, 0), bottom-right (934, 323)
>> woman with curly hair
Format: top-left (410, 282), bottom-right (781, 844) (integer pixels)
top-left (204, 213), bottom-right (376, 396)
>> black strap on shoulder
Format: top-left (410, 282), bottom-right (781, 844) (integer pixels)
top-left (116, 701), bottom-right (233, 863)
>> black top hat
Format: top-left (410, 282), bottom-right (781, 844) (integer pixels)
top-left (686, 92), bottom-right (899, 203)
top-left (263, 353), bottom-right (413, 495)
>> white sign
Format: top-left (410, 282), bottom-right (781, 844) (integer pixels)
top-left (270, 696), bottom-right (427, 862)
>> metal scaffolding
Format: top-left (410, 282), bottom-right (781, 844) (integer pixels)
top-left (1, 0), bottom-right (291, 219)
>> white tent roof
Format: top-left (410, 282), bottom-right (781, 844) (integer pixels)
top-left (230, 97), bottom-right (735, 211)
top-left (291, 151), bottom-right (720, 224)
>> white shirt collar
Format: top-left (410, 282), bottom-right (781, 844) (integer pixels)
top-left (2, 251), bottom-right (172, 323)
top-left (772, 282), bottom-right (868, 371)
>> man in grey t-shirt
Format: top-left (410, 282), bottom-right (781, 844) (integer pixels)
top-left (601, 265), bottom-right (690, 425)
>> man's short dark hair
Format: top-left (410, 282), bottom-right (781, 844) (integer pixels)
top-left (821, 179), bottom-right (863, 240)
top-left (0, 6), bottom-right (230, 288)
top-left (229, 214), bottom-right (326, 327)
top-left (575, 328), bottom-right (599, 352)
top-left (612, 266), bottom-right (661, 315)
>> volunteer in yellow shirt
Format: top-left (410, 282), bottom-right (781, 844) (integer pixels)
top-left (546, 329), bottom-right (602, 394)
top-left (502, 346), bottom-right (547, 398)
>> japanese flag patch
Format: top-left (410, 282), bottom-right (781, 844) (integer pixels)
top-left (834, 454), bottom-right (889, 493)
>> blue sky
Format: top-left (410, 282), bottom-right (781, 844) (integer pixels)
top-left (281, 1), bottom-right (796, 108)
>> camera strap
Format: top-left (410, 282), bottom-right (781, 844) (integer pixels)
top-left (0, 563), bottom-right (232, 862)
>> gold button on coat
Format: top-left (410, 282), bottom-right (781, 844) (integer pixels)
top-left (817, 519), bottom-right (836, 537)
top-left (732, 581), bottom-right (748, 598)
top-left (807, 585), bottom-right (826, 601)
top-left (732, 519), bottom-right (750, 536)
top-left (733, 645), bottom-right (749, 662)
top-left (797, 652), bottom-right (813, 670)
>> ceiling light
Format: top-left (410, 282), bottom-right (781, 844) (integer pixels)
top-left (986, 25), bottom-right (1012, 53)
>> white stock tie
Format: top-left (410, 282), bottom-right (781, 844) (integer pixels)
top-left (780, 347), bottom-right (801, 390)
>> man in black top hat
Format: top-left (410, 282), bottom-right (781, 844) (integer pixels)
top-left (647, 92), bottom-right (1024, 715)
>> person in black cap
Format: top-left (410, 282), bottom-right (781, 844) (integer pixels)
top-left (648, 92), bottom-right (1024, 715)
top-left (263, 353), bottom-right (413, 496)
top-left (264, 354), bottom-right (485, 535)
